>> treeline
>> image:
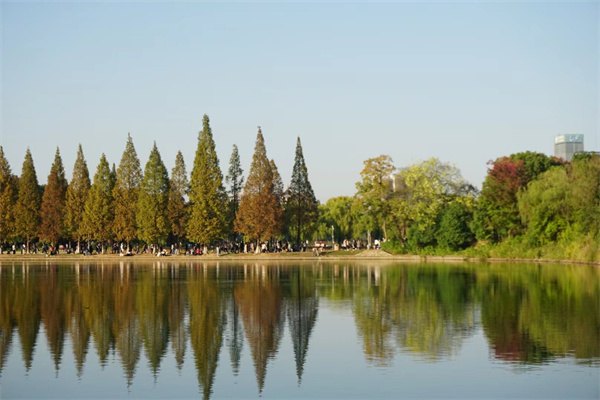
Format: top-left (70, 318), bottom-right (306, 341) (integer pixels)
top-left (315, 151), bottom-right (600, 261)
top-left (0, 115), bottom-right (319, 253)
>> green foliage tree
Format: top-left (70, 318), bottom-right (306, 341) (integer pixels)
top-left (0, 147), bottom-right (17, 244)
top-left (81, 154), bottom-right (114, 253)
top-left (39, 148), bottom-right (68, 245)
top-left (354, 155), bottom-right (394, 244)
top-left (187, 114), bottom-right (229, 245)
top-left (270, 159), bottom-right (284, 237)
top-left (64, 144), bottom-right (91, 251)
top-left (14, 149), bottom-right (41, 252)
top-left (235, 128), bottom-right (283, 246)
top-left (112, 134), bottom-right (143, 247)
top-left (315, 196), bottom-right (355, 242)
top-left (284, 137), bottom-right (319, 245)
top-left (167, 151), bottom-right (189, 244)
top-left (137, 143), bottom-right (170, 248)
top-left (225, 144), bottom-right (244, 235)
top-left (437, 201), bottom-right (475, 250)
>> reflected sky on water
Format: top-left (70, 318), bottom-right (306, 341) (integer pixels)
top-left (0, 260), bottom-right (598, 399)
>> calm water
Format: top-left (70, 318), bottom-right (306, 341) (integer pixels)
top-left (0, 260), bottom-right (598, 399)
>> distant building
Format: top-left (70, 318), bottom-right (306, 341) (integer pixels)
top-left (554, 134), bottom-right (584, 161)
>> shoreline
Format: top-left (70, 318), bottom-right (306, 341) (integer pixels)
top-left (0, 252), bottom-right (597, 266)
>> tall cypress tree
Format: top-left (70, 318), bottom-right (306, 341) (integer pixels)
top-left (187, 114), bottom-right (228, 245)
top-left (168, 151), bottom-right (189, 244)
top-left (64, 144), bottom-right (91, 251)
top-left (284, 137), bottom-right (319, 245)
top-left (113, 134), bottom-right (142, 247)
top-left (0, 147), bottom-right (17, 245)
top-left (226, 145), bottom-right (244, 237)
top-left (81, 154), bottom-right (114, 253)
top-left (235, 128), bottom-right (283, 246)
top-left (270, 159), bottom-right (284, 237)
top-left (137, 143), bottom-right (170, 248)
top-left (15, 148), bottom-right (41, 253)
top-left (40, 148), bottom-right (68, 245)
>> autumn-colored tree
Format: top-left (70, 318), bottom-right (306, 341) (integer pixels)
top-left (39, 148), bottom-right (68, 245)
top-left (80, 154), bottom-right (114, 253)
top-left (112, 134), bottom-right (143, 247)
top-left (225, 145), bottom-right (244, 237)
top-left (14, 148), bottom-right (41, 252)
top-left (187, 114), bottom-right (229, 245)
top-left (0, 146), bottom-right (18, 244)
top-left (235, 128), bottom-right (283, 247)
top-left (167, 151), bottom-right (189, 244)
top-left (284, 137), bottom-right (319, 245)
top-left (136, 143), bottom-right (170, 248)
top-left (64, 144), bottom-right (91, 251)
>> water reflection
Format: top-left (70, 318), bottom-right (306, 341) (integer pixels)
top-left (0, 261), bottom-right (598, 398)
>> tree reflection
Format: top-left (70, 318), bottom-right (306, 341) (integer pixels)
top-left (0, 260), bottom-right (598, 396)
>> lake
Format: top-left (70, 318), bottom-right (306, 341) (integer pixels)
top-left (0, 260), bottom-right (598, 399)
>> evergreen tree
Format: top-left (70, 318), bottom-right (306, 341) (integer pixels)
top-left (64, 144), bottom-right (91, 251)
top-left (270, 159), bottom-right (284, 237)
top-left (167, 151), bottom-right (189, 244)
top-left (112, 134), bottom-right (142, 247)
top-left (187, 114), bottom-right (228, 245)
top-left (137, 143), bottom-right (170, 248)
top-left (235, 128), bottom-right (283, 246)
top-left (40, 148), bottom-right (68, 245)
top-left (284, 137), bottom-right (319, 245)
top-left (225, 145), bottom-right (244, 236)
top-left (81, 154), bottom-right (114, 253)
top-left (0, 147), bottom-right (17, 244)
top-left (14, 149), bottom-right (41, 253)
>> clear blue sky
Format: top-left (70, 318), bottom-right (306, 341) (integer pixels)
top-left (1, 2), bottom-right (598, 201)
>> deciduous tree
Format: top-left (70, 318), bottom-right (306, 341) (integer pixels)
top-left (235, 128), bottom-right (282, 246)
top-left (167, 151), bottom-right (188, 244)
top-left (64, 144), bottom-right (91, 250)
top-left (187, 114), bottom-right (228, 245)
top-left (0, 147), bottom-right (17, 244)
top-left (137, 143), bottom-right (170, 248)
top-left (14, 149), bottom-right (41, 252)
top-left (40, 148), bottom-right (68, 245)
top-left (284, 137), bottom-right (319, 245)
top-left (81, 154), bottom-right (114, 252)
top-left (112, 134), bottom-right (142, 247)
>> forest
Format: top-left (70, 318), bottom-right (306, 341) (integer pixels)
top-left (0, 114), bottom-right (599, 261)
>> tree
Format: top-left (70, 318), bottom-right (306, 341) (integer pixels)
top-left (14, 149), bottom-right (41, 252)
top-left (81, 154), bottom-right (114, 253)
top-left (225, 144), bottom-right (244, 235)
top-left (355, 155), bottom-right (395, 244)
top-left (0, 147), bottom-right (17, 244)
top-left (137, 143), bottom-right (170, 248)
top-left (270, 159), bottom-right (284, 237)
top-left (64, 144), bottom-right (91, 251)
top-left (187, 114), bottom-right (229, 245)
top-left (437, 201), bottom-right (475, 250)
top-left (39, 148), bottom-right (68, 245)
top-left (167, 151), bottom-right (189, 244)
top-left (284, 137), bottom-right (319, 245)
top-left (235, 128), bottom-right (283, 246)
top-left (112, 134), bottom-right (143, 247)
top-left (315, 196), bottom-right (355, 242)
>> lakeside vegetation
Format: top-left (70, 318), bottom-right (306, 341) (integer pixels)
top-left (0, 114), bottom-right (598, 262)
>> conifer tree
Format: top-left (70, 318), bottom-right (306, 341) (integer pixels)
top-left (64, 144), bottom-right (91, 251)
top-left (270, 159), bottom-right (284, 237)
top-left (137, 143), bottom-right (170, 248)
top-left (235, 128), bottom-right (283, 246)
top-left (187, 114), bottom-right (228, 245)
top-left (0, 147), bottom-right (17, 244)
top-left (167, 151), bottom-right (189, 244)
top-left (14, 148), bottom-right (41, 253)
top-left (81, 154), bottom-right (114, 253)
top-left (40, 148), bottom-right (68, 245)
top-left (284, 137), bottom-right (319, 245)
top-left (113, 134), bottom-right (142, 247)
top-left (226, 145), bottom-right (244, 236)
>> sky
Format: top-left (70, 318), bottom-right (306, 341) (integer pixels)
top-left (1, 1), bottom-right (598, 202)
